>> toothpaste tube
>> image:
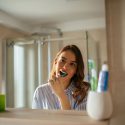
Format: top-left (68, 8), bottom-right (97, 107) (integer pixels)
top-left (97, 64), bottom-right (109, 92)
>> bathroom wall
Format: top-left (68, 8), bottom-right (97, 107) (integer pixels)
top-left (87, 28), bottom-right (107, 74)
top-left (0, 25), bottom-right (27, 93)
top-left (106, 0), bottom-right (125, 124)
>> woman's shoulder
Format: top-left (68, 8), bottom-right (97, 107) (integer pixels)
top-left (35, 83), bottom-right (51, 92)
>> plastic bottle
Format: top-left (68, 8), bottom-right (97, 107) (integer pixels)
top-left (97, 64), bottom-right (109, 92)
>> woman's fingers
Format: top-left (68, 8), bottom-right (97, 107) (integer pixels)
top-left (48, 79), bottom-right (54, 85)
top-left (49, 75), bottom-right (63, 90)
top-left (52, 75), bottom-right (57, 82)
top-left (48, 77), bottom-right (58, 86)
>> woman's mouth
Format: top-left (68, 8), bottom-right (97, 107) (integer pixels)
top-left (59, 70), bottom-right (68, 77)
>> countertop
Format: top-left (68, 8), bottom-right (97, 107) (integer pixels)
top-left (0, 108), bottom-right (109, 125)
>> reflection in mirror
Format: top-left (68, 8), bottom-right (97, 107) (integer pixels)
top-left (87, 29), bottom-right (107, 76)
top-left (87, 29), bottom-right (107, 92)
top-left (1, 0), bottom-right (106, 109)
top-left (5, 33), bottom-right (88, 108)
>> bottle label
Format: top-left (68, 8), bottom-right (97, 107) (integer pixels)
top-left (97, 71), bottom-right (109, 92)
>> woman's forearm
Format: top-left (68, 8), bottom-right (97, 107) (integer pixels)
top-left (58, 93), bottom-right (71, 110)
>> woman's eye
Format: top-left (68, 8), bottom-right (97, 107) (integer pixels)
top-left (70, 63), bottom-right (77, 67)
top-left (61, 59), bottom-right (64, 62)
top-left (60, 59), bottom-right (65, 63)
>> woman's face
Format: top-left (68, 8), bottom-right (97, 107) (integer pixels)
top-left (55, 50), bottom-right (77, 82)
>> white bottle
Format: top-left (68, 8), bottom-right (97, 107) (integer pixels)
top-left (97, 64), bottom-right (109, 92)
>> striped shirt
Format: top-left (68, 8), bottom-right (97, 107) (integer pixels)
top-left (32, 82), bottom-right (87, 110)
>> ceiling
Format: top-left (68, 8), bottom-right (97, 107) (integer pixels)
top-left (0, 0), bottom-right (105, 33)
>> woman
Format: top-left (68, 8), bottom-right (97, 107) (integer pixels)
top-left (32, 45), bottom-right (90, 110)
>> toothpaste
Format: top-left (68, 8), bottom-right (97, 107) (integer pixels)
top-left (97, 64), bottom-right (109, 92)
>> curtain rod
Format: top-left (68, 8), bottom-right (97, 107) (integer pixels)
top-left (8, 36), bottom-right (85, 46)
top-left (44, 36), bottom-right (85, 42)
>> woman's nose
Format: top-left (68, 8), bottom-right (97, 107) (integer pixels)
top-left (63, 63), bottom-right (69, 69)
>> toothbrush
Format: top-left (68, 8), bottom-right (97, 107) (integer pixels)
top-left (59, 71), bottom-right (68, 77)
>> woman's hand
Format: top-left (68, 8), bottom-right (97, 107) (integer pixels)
top-left (48, 75), bottom-right (71, 110)
top-left (48, 75), bottom-right (65, 98)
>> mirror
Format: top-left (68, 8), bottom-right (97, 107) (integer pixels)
top-left (87, 29), bottom-right (107, 77)
top-left (1, 0), bottom-right (107, 109)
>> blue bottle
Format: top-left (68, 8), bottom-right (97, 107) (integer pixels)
top-left (97, 64), bottom-right (109, 92)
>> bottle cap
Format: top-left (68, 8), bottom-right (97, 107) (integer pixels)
top-left (102, 64), bottom-right (108, 71)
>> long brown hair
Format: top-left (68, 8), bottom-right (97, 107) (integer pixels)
top-left (50, 45), bottom-right (90, 104)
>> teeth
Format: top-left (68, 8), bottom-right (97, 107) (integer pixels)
top-left (60, 71), bottom-right (68, 77)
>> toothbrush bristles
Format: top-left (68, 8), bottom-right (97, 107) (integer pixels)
top-left (60, 71), bottom-right (68, 77)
